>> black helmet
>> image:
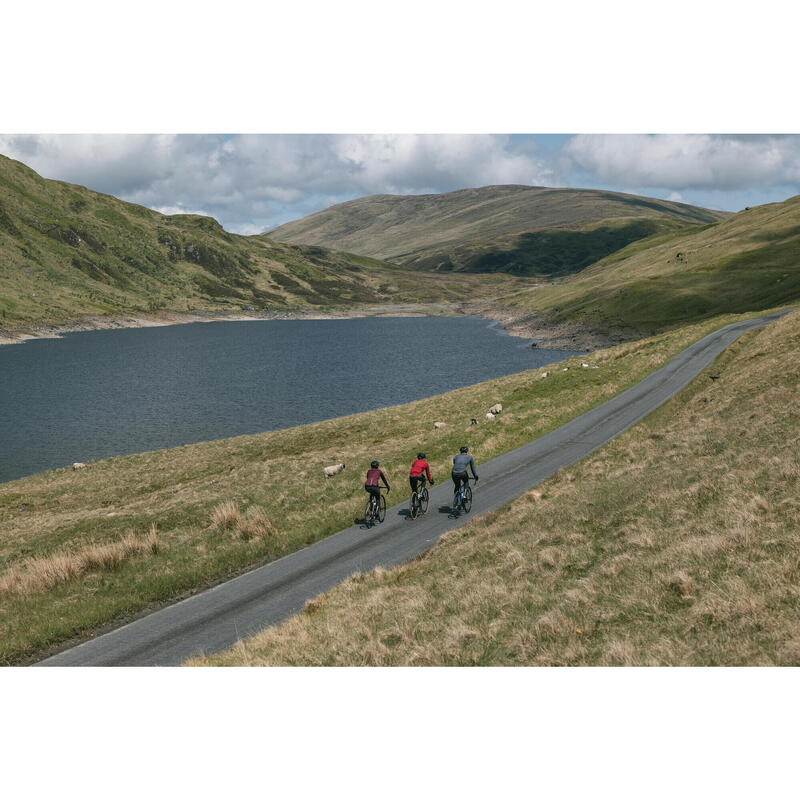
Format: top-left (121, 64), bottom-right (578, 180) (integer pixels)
top-left (417, 452), bottom-right (426, 459)
top-left (370, 460), bottom-right (379, 468)
top-left (460, 446), bottom-right (469, 453)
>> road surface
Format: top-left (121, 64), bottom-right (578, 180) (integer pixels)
top-left (39, 310), bottom-right (792, 666)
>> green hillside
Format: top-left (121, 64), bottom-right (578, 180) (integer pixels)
top-left (266, 185), bottom-right (728, 276)
top-left (490, 194), bottom-right (800, 338)
top-left (0, 155), bottom-right (524, 334)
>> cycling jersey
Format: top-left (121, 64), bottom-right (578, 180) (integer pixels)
top-left (409, 459), bottom-right (432, 481)
top-left (452, 453), bottom-right (477, 478)
top-left (365, 468), bottom-right (389, 488)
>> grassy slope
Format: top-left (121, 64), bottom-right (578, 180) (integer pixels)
top-left (266, 185), bottom-right (726, 277)
top-left (0, 311), bottom-right (759, 663)
top-left (490, 195), bottom-right (800, 336)
top-left (194, 310), bottom-right (800, 667)
top-left (0, 155), bottom-right (525, 333)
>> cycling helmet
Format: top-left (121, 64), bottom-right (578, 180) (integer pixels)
top-left (460, 446), bottom-right (469, 453)
top-left (370, 460), bottom-right (379, 468)
top-left (417, 452), bottom-right (426, 459)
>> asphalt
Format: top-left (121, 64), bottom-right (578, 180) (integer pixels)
top-left (38, 309), bottom-right (793, 666)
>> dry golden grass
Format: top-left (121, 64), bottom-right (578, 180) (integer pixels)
top-left (0, 524), bottom-right (160, 599)
top-left (191, 311), bottom-right (800, 666)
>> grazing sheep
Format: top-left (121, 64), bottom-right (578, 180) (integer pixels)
top-left (485, 412), bottom-right (495, 421)
top-left (323, 463), bottom-right (346, 478)
top-left (470, 418), bottom-right (478, 425)
top-left (434, 421), bottom-right (447, 429)
top-left (562, 367), bottom-right (569, 372)
top-left (72, 462), bottom-right (87, 470)
top-left (540, 371), bottom-right (549, 379)
top-left (489, 403), bottom-right (502, 415)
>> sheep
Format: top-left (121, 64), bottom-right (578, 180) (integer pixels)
top-left (489, 403), bottom-right (502, 415)
top-left (323, 463), bottom-right (346, 478)
top-left (72, 462), bottom-right (87, 470)
top-left (581, 363), bottom-right (599, 369)
top-left (470, 418), bottom-right (478, 425)
top-left (485, 412), bottom-right (495, 421)
top-left (540, 371), bottom-right (549, 379)
top-left (434, 421), bottom-right (447, 429)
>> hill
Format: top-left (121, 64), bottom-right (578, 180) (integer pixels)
top-left (266, 185), bottom-right (728, 276)
top-left (0, 155), bottom-right (524, 335)
top-left (484, 194), bottom-right (800, 345)
top-left (192, 309), bottom-right (800, 666)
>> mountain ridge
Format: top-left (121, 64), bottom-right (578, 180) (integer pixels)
top-left (266, 184), bottom-right (729, 276)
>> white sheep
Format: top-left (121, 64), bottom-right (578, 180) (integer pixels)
top-left (489, 403), bottom-right (502, 415)
top-left (434, 421), bottom-right (447, 429)
top-left (485, 412), bottom-right (495, 421)
top-left (540, 371), bottom-right (549, 379)
top-left (72, 462), bottom-right (87, 470)
top-left (323, 463), bottom-right (346, 478)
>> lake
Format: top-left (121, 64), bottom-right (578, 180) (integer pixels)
top-left (0, 316), bottom-right (582, 483)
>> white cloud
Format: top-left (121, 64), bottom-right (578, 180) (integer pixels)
top-left (0, 134), bottom-right (559, 231)
top-left (666, 191), bottom-right (684, 202)
top-left (565, 134), bottom-right (800, 190)
top-left (3, 134), bottom-right (800, 231)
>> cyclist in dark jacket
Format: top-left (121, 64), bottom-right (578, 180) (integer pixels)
top-left (451, 446), bottom-right (478, 497)
top-left (365, 460), bottom-right (390, 505)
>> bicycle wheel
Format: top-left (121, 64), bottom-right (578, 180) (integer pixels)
top-left (364, 498), bottom-right (374, 526)
top-left (463, 485), bottom-right (472, 513)
top-left (420, 487), bottom-right (429, 514)
top-left (378, 494), bottom-right (387, 523)
top-left (409, 492), bottom-right (419, 520)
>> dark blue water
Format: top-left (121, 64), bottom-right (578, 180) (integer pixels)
top-left (0, 317), bottom-right (581, 483)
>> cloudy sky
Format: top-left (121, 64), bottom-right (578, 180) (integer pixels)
top-left (2, 134), bottom-right (799, 235)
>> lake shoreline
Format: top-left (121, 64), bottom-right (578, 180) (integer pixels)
top-left (0, 303), bottom-right (460, 347)
top-left (0, 302), bottom-right (627, 351)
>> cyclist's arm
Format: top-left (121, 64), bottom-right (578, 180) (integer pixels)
top-left (380, 470), bottom-right (390, 490)
top-left (469, 456), bottom-right (478, 479)
top-left (424, 463), bottom-right (433, 482)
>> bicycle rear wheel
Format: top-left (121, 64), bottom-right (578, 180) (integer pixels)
top-left (378, 494), bottom-right (387, 522)
top-left (420, 487), bottom-right (429, 514)
top-left (409, 492), bottom-right (419, 520)
top-left (463, 485), bottom-right (472, 513)
top-left (364, 498), bottom-right (374, 526)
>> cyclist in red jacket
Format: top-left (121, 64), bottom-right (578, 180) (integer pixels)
top-left (365, 460), bottom-right (390, 506)
top-left (409, 452), bottom-right (434, 497)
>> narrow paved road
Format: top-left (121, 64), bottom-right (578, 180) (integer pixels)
top-left (39, 310), bottom-right (792, 666)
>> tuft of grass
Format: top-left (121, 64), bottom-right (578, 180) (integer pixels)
top-left (212, 501), bottom-right (240, 531)
top-left (0, 529), bottom-right (162, 599)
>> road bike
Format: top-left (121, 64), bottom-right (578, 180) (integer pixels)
top-left (364, 488), bottom-right (387, 527)
top-left (409, 476), bottom-right (430, 520)
top-left (453, 477), bottom-right (474, 514)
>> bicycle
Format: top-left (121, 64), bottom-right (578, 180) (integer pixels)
top-left (453, 477), bottom-right (474, 514)
top-left (409, 476), bottom-right (430, 520)
top-left (364, 487), bottom-right (387, 527)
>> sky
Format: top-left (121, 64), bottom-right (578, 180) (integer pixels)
top-left (2, 134), bottom-right (800, 235)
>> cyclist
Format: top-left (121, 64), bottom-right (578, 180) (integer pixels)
top-left (409, 452), bottom-right (434, 497)
top-left (451, 446), bottom-right (478, 499)
top-left (365, 460), bottom-right (390, 509)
